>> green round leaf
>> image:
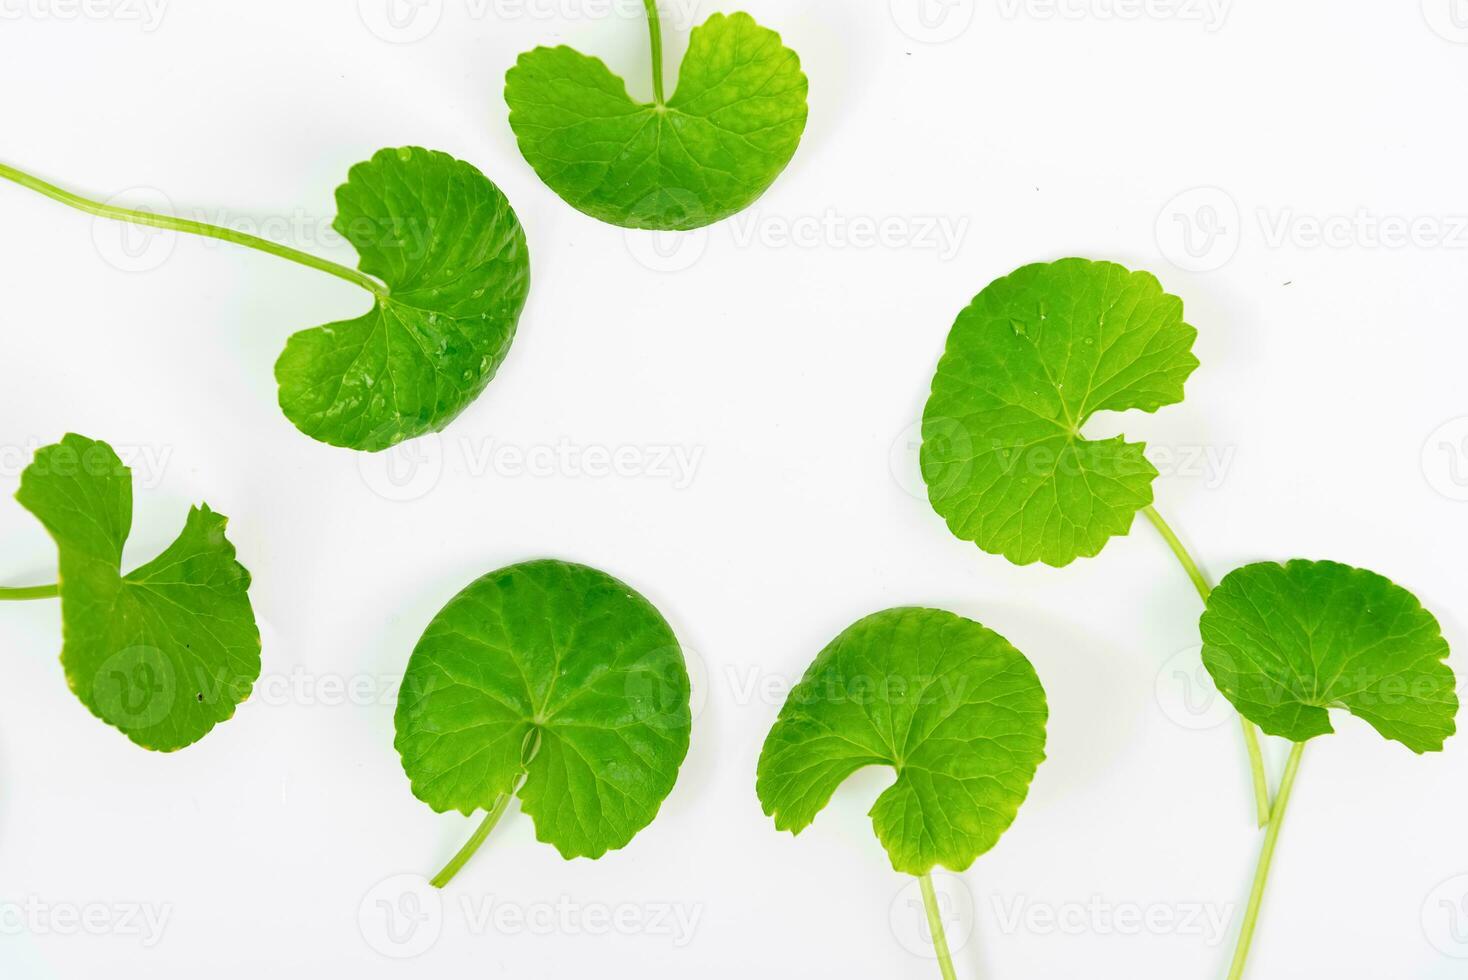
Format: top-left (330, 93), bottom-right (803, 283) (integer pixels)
top-left (275, 147), bottom-right (530, 452)
top-left (1201, 560), bottom-right (1458, 752)
top-left (921, 258), bottom-right (1199, 567)
top-left (505, 12), bottom-right (809, 230)
top-left (15, 435), bottom-right (261, 751)
top-left (756, 607), bottom-right (1048, 875)
top-left (394, 560), bottom-right (691, 859)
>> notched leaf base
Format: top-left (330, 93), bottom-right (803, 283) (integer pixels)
top-left (275, 147), bottom-right (530, 452)
top-left (15, 434), bottom-right (261, 751)
top-left (922, 258), bottom-right (1199, 568)
top-left (506, 12), bottom-right (809, 230)
top-left (757, 607), bottom-right (1048, 875)
top-left (1201, 559), bottom-right (1458, 753)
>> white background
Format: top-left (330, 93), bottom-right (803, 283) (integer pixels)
top-left (2, 1), bottom-right (1467, 977)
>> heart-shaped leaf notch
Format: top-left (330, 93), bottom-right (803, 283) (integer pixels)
top-left (1200, 558), bottom-right (1457, 978)
top-left (757, 607), bottom-right (1047, 977)
top-left (0, 148), bottom-right (530, 452)
top-left (921, 258), bottom-right (1200, 568)
top-left (1, 435), bottom-right (261, 751)
top-left (276, 147), bottom-right (530, 451)
top-left (506, 3), bottom-right (809, 230)
top-left (395, 559), bottom-right (692, 887)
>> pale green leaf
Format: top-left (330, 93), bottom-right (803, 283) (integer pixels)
top-left (15, 435), bottom-right (260, 751)
top-left (505, 12), bottom-right (808, 230)
top-left (921, 258), bottom-right (1199, 567)
top-left (756, 607), bottom-right (1047, 875)
top-left (1201, 559), bottom-right (1457, 752)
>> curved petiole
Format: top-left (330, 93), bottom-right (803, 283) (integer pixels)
top-left (918, 872), bottom-right (959, 980)
top-left (1142, 504), bottom-right (1272, 827)
top-left (430, 791), bottom-right (515, 889)
top-left (430, 732), bottom-right (539, 888)
top-left (0, 161), bottom-right (387, 300)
